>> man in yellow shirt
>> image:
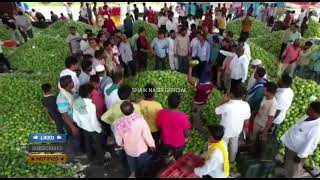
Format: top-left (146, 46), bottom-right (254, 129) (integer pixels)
top-left (138, 84), bottom-right (163, 147)
top-left (240, 14), bottom-right (252, 40)
top-left (101, 85), bottom-right (141, 133)
top-left (218, 13), bottom-right (227, 36)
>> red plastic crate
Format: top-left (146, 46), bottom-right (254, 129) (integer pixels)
top-left (160, 152), bottom-right (205, 178)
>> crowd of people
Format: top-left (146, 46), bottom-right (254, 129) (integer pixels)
top-left (1, 2), bottom-right (320, 178)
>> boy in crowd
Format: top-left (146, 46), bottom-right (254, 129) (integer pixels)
top-left (281, 101), bottom-right (320, 178)
top-left (215, 86), bottom-right (251, 162)
top-left (157, 93), bottom-right (191, 161)
top-left (138, 84), bottom-right (163, 148)
top-left (194, 125), bottom-right (229, 178)
top-left (41, 83), bottom-right (65, 134)
top-left (252, 82), bottom-right (278, 158)
top-left (73, 84), bottom-right (105, 165)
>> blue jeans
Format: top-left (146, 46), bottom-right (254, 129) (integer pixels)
top-left (65, 133), bottom-right (82, 161)
top-left (126, 152), bottom-right (151, 175)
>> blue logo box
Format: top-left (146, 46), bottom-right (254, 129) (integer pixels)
top-left (28, 134), bottom-right (67, 143)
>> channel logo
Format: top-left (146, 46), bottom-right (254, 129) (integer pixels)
top-left (28, 134), bottom-right (66, 143)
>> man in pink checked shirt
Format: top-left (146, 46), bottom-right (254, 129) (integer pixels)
top-left (114, 101), bottom-right (155, 178)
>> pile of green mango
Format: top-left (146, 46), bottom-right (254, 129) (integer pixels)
top-left (119, 20), bottom-right (158, 41)
top-left (303, 20), bottom-right (320, 39)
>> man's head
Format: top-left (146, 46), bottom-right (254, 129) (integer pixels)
top-left (126, 13), bottom-right (130, 18)
top-left (278, 74), bottom-right (293, 88)
top-left (121, 33), bottom-right (128, 43)
top-left (88, 38), bottom-right (97, 48)
top-left (121, 101), bottom-right (134, 116)
top-left (79, 84), bottom-right (94, 99)
top-left (133, 4), bottom-right (137, 8)
top-left (235, 46), bottom-right (245, 57)
top-left (143, 2), bottom-right (146, 7)
top-left (60, 75), bottom-right (74, 91)
top-left (60, 13), bottom-right (64, 17)
top-left (90, 75), bottom-right (100, 90)
top-left (230, 85), bottom-right (246, 99)
top-left (41, 83), bottom-right (52, 94)
top-left (31, 9), bottom-right (35, 13)
top-left (254, 67), bottom-right (266, 80)
top-left (81, 60), bottom-right (93, 74)
top-left (306, 101), bottom-right (320, 119)
top-left (111, 68), bottom-right (124, 85)
top-left (264, 82), bottom-right (277, 97)
top-left (50, 11), bottom-right (54, 15)
top-left (304, 41), bottom-right (313, 50)
top-left (118, 85), bottom-right (132, 100)
top-left (65, 56), bottom-right (80, 71)
top-left (180, 27), bottom-right (188, 36)
top-left (158, 30), bottom-right (165, 39)
top-left (301, 8), bottom-right (305, 13)
top-left (208, 125), bottom-right (225, 143)
top-left (191, 24), bottom-right (197, 31)
top-left (143, 84), bottom-right (155, 100)
top-left (168, 92), bottom-right (181, 109)
top-left (199, 33), bottom-right (206, 44)
top-left (170, 30), bottom-right (176, 39)
top-left (69, 26), bottom-right (77, 35)
top-left (251, 59), bottom-right (262, 69)
top-left (95, 49), bottom-right (104, 60)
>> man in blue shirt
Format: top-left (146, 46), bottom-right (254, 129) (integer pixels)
top-left (123, 13), bottom-right (133, 38)
top-left (151, 30), bottom-right (169, 70)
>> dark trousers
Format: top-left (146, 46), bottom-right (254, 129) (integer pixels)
top-left (137, 52), bottom-right (148, 71)
top-left (197, 60), bottom-right (207, 78)
top-left (53, 118), bottom-right (65, 134)
top-left (160, 143), bottom-right (185, 160)
top-left (226, 14), bottom-right (233, 22)
top-left (178, 55), bottom-right (189, 74)
top-left (134, 14), bottom-right (139, 21)
top-left (126, 152), bottom-right (150, 175)
top-left (68, 13), bottom-right (73, 21)
top-left (231, 78), bottom-right (243, 92)
top-left (219, 29), bottom-right (225, 36)
top-left (0, 53), bottom-right (12, 72)
top-left (122, 60), bottom-right (136, 77)
top-left (155, 56), bottom-right (166, 70)
top-left (65, 132), bottom-right (82, 162)
top-left (279, 43), bottom-right (287, 60)
top-left (20, 29), bottom-right (33, 42)
top-left (83, 130), bottom-right (105, 165)
top-left (240, 31), bottom-right (249, 40)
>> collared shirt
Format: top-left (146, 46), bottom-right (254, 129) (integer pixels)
top-left (67, 33), bottom-right (81, 54)
top-left (247, 68), bottom-right (268, 91)
top-left (215, 100), bottom-right (251, 138)
top-left (197, 41), bottom-right (211, 62)
top-left (56, 91), bottom-right (75, 118)
top-left (119, 42), bottom-right (133, 64)
top-left (91, 89), bottom-right (106, 119)
top-left (175, 34), bottom-right (190, 56)
top-left (229, 54), bottom-right (250, 83)
top-left (254, 97), bottom-right (278, 127)
top-left (104, 84), bottom-right (121, 110)
top-left (281, 115), bottom-right (320, 158)
top-left (194, 142), bottom-right (227, 178)
top-left (73, 98), bottom-right (102, 133)
top-left (166, 18), bottom-right (179, 32)
top-left (60, 68), bottom-right (80, 93)
top-left (244, 42), bottom-right (251, 61)
top-left (124, 17), bottom-right (133, 32)
top-left (273, 87), bottom-right (294, 125)
top-left (282, 30), bottom-right (301, 44)
top-left (157, 109), bottom-right (191, 148)
top-left (190, 37), bottom-right (200, 57)
top-left (79, 71), bottom-right (91, 86)
top-left (139, 100), bottom-right (163, 133)
top-left (283, 44), bottom-right (302, 64)
top-left (158, 16), bottom-right (168, 27)
top-left (114, 112), bottom-right (155, 157)
top-left (151, 38), bottom-right (169, 58)
top-left (14, 15), bottom-right (32, 31)
top-left (167, 37), bottom-right (176, 56)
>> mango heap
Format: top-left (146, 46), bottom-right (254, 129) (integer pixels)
top-left (303, 20), bottom-right (320, 39)
top-left (119, 20), bottom-right (158, 41)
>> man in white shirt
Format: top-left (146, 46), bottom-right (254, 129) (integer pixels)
top-left (80, 34), bottom-right (90, 54)
top-left (229, 46), bottom-right (250, 91)
top-left (60, 56), bottom-right (80, 93)
top-left (190, 31), bottom-right (201, 59)
top-left (167, 30), bottom-right (179, 71)
top-left (272, 74), bottom-right (294, 136)
top-left (296, 9), bottom-right (305, 27)
top-left (281, 101), bottom-right (320, 178)
top-left (215, 86), bottom-right (251, 162)
top-left (238, 37), bottom-right (251, 62)
top-left (73, 84), bottom-right (105, 165)
top-left (79, 59), bottom-right (93, 86)
top-left (247, 59), bottom-right (268, 91)
top-left (67, 26), bottom-right (82, 56)
top-left (196, 34), bottom-right (211, 77)
top-left (178, 3), bottom-right (187, 23)
top-left (166, 12), bottom-right (179, 33)
top-left (194, 125), bottom-right (229, 178)
top-left (104, 68), bottom-right (124, 110)
top-left (64, 2), bottom-right (73, 20)
top-left (119, 33), bottom-right (135, 76)
top-left (126, 2), bottom-right (131, 15)
top-left (14, 11), bottom-right (33, 43)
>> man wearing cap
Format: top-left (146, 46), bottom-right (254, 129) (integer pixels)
top-left (95, 64), bottom-right (113, 93)
top-left (247, 59), bottom-right (268, 91)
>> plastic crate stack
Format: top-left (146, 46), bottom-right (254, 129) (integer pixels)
top-left (160, 152), bottom-right (205, 178)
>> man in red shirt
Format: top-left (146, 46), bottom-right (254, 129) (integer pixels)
top-left (283, 11), bottom-right (292, 30)
top-left (147, 7), bottom-right (157, 25)
top-left (103, 15), bottom-right (116, 34)
top-left (187, 63), bottom-right (215, 131)
top-left (157, 92), bottom-right (191, 162)
top-left (203, 13), bottom-right (214, 33)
